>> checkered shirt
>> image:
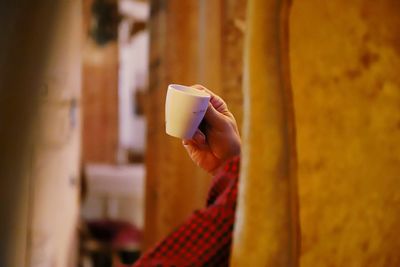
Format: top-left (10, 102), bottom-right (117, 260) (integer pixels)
top-left (132, 156), bottom-right (240, 267)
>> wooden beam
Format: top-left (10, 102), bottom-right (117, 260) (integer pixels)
top-left (144, 0), bottom-right (211, 249)
top-left (82, 0), bottom-right (119, 164)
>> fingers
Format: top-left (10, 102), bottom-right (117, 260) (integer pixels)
top-left (182, 139), bottom-right (197, 156)
top-left (204, 102), bottom-right (228, 128)
top-left (191, 84), bottom-right (229, 115)
top-left (193, 130), bottom-right (206, 145)
top-left (191, 84), bottom-right (236, 130)
top-left (182, 139), bottom-right (197, 148)
top-left (182, 129), bottom-right (207, 147)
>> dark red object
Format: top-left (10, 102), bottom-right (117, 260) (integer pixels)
top-left (87, 220), bottom-right (142, 247)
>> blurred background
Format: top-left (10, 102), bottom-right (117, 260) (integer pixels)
top-left (0, 0), bottom-right (399, 267)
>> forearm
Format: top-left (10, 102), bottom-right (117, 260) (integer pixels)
top-left (132, 156), bottom-right (240, 267)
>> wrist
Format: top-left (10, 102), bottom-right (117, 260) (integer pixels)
top-left (210, 153), bottom-right (240, 176)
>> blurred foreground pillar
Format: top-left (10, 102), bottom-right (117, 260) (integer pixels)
top-left (0, 1), bottom-right (58, 267)
top-left (0, 1), bottom-right (81, 267)
top-left (230, 0), bottom-right (299, 266)
top-left (27, 1), bottom-right (82, 266)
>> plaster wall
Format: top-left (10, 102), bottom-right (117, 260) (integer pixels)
top-left (290, 1), bottom-right (400, 265)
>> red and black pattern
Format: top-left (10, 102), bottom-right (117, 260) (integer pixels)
top-left (132, 156), bottom-right (240, 267)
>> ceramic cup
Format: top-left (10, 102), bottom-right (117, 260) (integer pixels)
top-left (165, 84), bottom-right (210, 139)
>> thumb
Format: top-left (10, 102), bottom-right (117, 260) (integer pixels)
top-left (204, 102), bottom-right (226, 128)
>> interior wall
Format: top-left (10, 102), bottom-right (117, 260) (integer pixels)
top-left (290, 0), bottom-right (400, 266)
top-left (118, 8), bottom-right (149, 154)
top-left (82, 0), bottom-right (119, 164)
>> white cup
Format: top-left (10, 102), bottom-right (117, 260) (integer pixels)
top-left (165, 84), bottom-right (210, 139)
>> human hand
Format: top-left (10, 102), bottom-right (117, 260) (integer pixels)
top-left (182, 85), bottom-right (241, 175)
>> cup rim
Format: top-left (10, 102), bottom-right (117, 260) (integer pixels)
top-left (168, 84), bottom-right (210, 98)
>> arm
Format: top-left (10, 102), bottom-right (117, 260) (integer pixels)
top-left (132, 156), bottom-right (240, 267)
top-left (132, 85), bottom-right (241, 266)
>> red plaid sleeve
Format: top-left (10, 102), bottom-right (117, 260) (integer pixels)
top-left (132, 156), bottom-right (240, 267)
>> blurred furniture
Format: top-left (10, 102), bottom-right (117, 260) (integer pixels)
top-left (80, 164), bottom-right (145, 267)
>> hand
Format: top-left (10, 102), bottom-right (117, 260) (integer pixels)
top-left (182, 85), bottom-right (241, 174)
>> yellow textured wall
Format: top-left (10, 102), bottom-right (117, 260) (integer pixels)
top-left (290, 0), bottom-right (400, 266)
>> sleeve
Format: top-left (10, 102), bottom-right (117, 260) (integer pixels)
top-left (132, 156), bottom-right (240, 267)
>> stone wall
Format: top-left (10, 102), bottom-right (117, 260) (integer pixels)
top-left (291, 0), bottom-right (400, 266)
